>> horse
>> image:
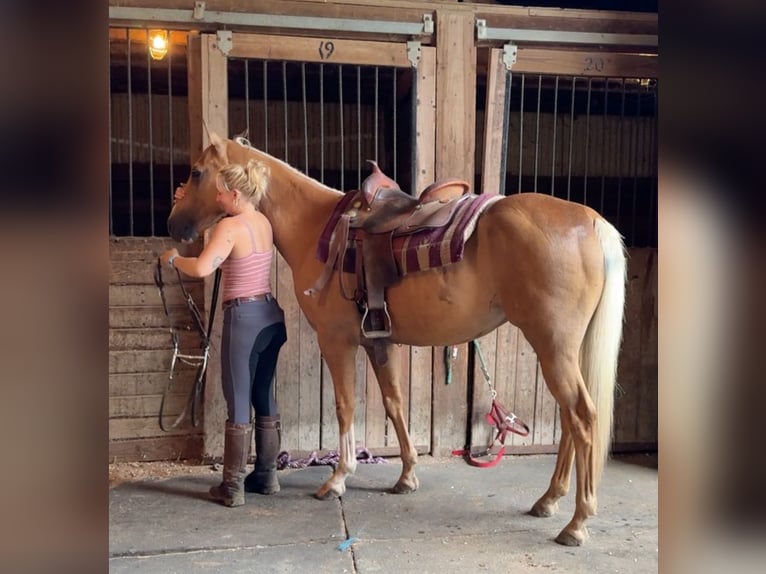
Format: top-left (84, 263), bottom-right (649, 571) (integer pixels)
top-left (167, 132), bottom-right (627, 547)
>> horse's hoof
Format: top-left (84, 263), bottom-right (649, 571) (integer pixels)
top-left (529, 499), bottom-right (558, 518)
top-left (314, 482), bottom-right (344, 500)
top-left (391, 477), bottom-right (419, 494)
top-left (555, 526), bottom-right (588, 547)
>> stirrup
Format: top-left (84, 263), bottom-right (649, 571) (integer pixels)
top-left (361, 302), bottom-right (392, 338)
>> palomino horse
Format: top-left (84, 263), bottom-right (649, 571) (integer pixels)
top-left (167, 133), bottom-right (626, 546)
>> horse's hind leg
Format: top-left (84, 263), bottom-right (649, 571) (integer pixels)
top-left (538, 353), bottom-right (599, 546)
top-left (364, 344), bottom-right (419, 494)
top-left (314, 335), bottom-right (359, 500)
top-left (529, 420), bottom-right (574, 517)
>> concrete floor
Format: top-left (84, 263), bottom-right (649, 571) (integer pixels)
top-left (109, 453), bottom-right (657, 573)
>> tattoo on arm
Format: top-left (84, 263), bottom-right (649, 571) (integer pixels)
top-left (211, 256), bottom-right (224, 269)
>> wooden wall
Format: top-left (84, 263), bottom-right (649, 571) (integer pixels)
top-left (109, 237), bottom-right (205, 461)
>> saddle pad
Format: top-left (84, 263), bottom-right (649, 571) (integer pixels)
top-left (316, 192), bottom-right (503, 276)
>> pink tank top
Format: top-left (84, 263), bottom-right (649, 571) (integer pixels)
top-left (221, 216), bottom-right (273, 301)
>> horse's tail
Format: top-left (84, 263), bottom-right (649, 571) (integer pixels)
top-left (583, 217), bottom-right (627, 482)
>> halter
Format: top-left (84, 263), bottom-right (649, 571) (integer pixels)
top-left (154, 258), bottom-right (222, 431)
top-left (451, 339), bottom-right (530, 468)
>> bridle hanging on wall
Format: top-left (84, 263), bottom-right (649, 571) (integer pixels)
top-left (153, 259), bottom-right (221, 431)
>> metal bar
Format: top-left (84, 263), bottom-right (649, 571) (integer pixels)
top-left (583, 77), bottom-right (592, 206)
top-left (244, 60), bottom-right (250, 137)
top-left (320, 63), bottom-right (325, 183)
top-left (600, 78), bottom-right (608, 216)
top-left (566, 76), bottom-right (576, 201)
top-left (127, 32), bottom-right (134, 235)
top-left (649, 84), bottom-right (658, 246)
top-left (108, 30), bottom-right (113, 236)
top-left (302, 62), bottom-right (309, 173)
top-left (374, 67), bottom-right (379, 162)
top-left (263, 61), bottom-right (268, 153)
top-left (517, 73), bottom-right (525, 193)
top-left (550, 75), bottom-right (558, 196)
top-left (282, 61), bottom-right (288, 162)
top-left (477, 24), bottom-right (657, 48)
top-left (146, 30), bottom-right (155, 235)
top-left (630, 86), bottom-right (640, 246)
top-left (392, 70), bottom-right (397, 181)
top-left (616, 79), bottom-right (625, 234)
top-left (167, 41), bottom-right (174, 209)
top-left (357, 65), bottom-right (362, 188)
top-left (109, 7), bottom-right (434, 36)
top-left (499, 70), bottom-right (511, 196)
top-left (339, 65), bottom-right (345, 190)
top-left (410, 67), bottom-right (418, 196)
top-left (533, 74), bottom-right (541, 193)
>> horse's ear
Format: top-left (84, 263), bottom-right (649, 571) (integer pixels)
top-left (234, 127), bottom-right (249, 140)
top-left (207, 130), bottom-right (228, 162)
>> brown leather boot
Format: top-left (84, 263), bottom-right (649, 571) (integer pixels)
top-left (209, 422), bottom-right (251, 507)
top-left (244, 415), bottom-right (281, 494)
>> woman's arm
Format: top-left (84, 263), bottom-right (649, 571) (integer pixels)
top-left (160, 219), bottom-right (236, 277)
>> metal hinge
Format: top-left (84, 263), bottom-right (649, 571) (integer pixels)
top-left (216, 30), bottom-right (232, 56)
top-left (407, 41), bottom-right (421, 68)
top-left (502, 43), bottom-right (517, 70)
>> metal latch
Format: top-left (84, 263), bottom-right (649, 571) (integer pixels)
top-left (502, 43), bottom-right (517, 70)
top-left (476, 19), bottom-right (487, 40)
top-left (422, 14), bottom-right (434, 35)
top-left (193, 1), bottom-right (205, 20)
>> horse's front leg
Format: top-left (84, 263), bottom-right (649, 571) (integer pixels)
top-left (314, 334), bottom-right (359, 500)
top-left (365, 344), bottom-right (419, 494)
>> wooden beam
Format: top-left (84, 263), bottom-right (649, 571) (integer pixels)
top-left (513, 48), bottom-right (657, 79)
top-left (229, 33), bottom-right (411, 67)
top-left (432, 10), bottom-right (476, 456)
top-left (199, 33), bottom-right (229, 459)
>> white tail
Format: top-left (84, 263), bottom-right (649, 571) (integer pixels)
top-left (583, 218), bottom-right (627, 482)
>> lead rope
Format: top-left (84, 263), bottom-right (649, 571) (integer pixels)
top-left (154, 259), bottom-right (221, 431)
top-left (451, 340), bottom-right (531, 468)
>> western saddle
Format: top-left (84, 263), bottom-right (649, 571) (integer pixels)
top-left (306, 161), bottom-right (472, 365)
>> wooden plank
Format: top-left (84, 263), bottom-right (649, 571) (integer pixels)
top-left (275, 252), bottom-right (301, 451)
top-left (230, 33), bottom-right (411, 67)
top-left (109, 283), bottom-right (204, 307)
top-left (511, 331), bottom-right (538, 447)
top-left (613, 247), bottom-right (647, 444)
top-left (431, 9), bottom-right (476, 456)
top-left (513, 48), bottom-right (657, 79)
top-left (109, 327), bottom-right (200, 350)
top-left (110, 349), bottom-right (200, 374)
top-left (298, 310), bottom-right (322, 450)
top-left (320, 358), bottom-right (339, 450)
top-left (365, 357), bottom-right (386, 448)
top-left (109, 306), bottom-right (199, 329)
top-left (404, 44), bottom-right (436, 452)
top-left (110, 371), bottom-right (196, 397)
top-left (110, 393), bottom-right (191, 418)
top-left (353, 347), bottom-right (368, 448)
top-left (110, 416), bottom-right (196, 440)
top-left (200, 33), bottom-right (229, 458)
top-left (470, 47), bottom-right (507, 451)
top-left (109, 435), bottom-right (203, 463)
top-left (187, 33), bottom-right (203, 161)
top-left (480, 48), bottom-right (508, 193)
top-left (636, 248), bottom-right (658, 443)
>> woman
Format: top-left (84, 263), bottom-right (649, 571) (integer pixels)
top-left (160, 160), bottom-right (287, 507)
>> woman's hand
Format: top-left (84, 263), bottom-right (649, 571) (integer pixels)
top-left (174, 185), bottom-right (186, 203)
top-left (160, 248), bottom-right (180, 268)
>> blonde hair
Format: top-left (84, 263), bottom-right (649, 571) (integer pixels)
top-left (218, 160), bottom-right (270, 207)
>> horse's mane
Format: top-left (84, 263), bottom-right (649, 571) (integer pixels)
top-left (231, 136), bottom-right (341, 195)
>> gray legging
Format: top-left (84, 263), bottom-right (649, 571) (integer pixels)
top-left (221, 297), bottom-right (287, 424)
